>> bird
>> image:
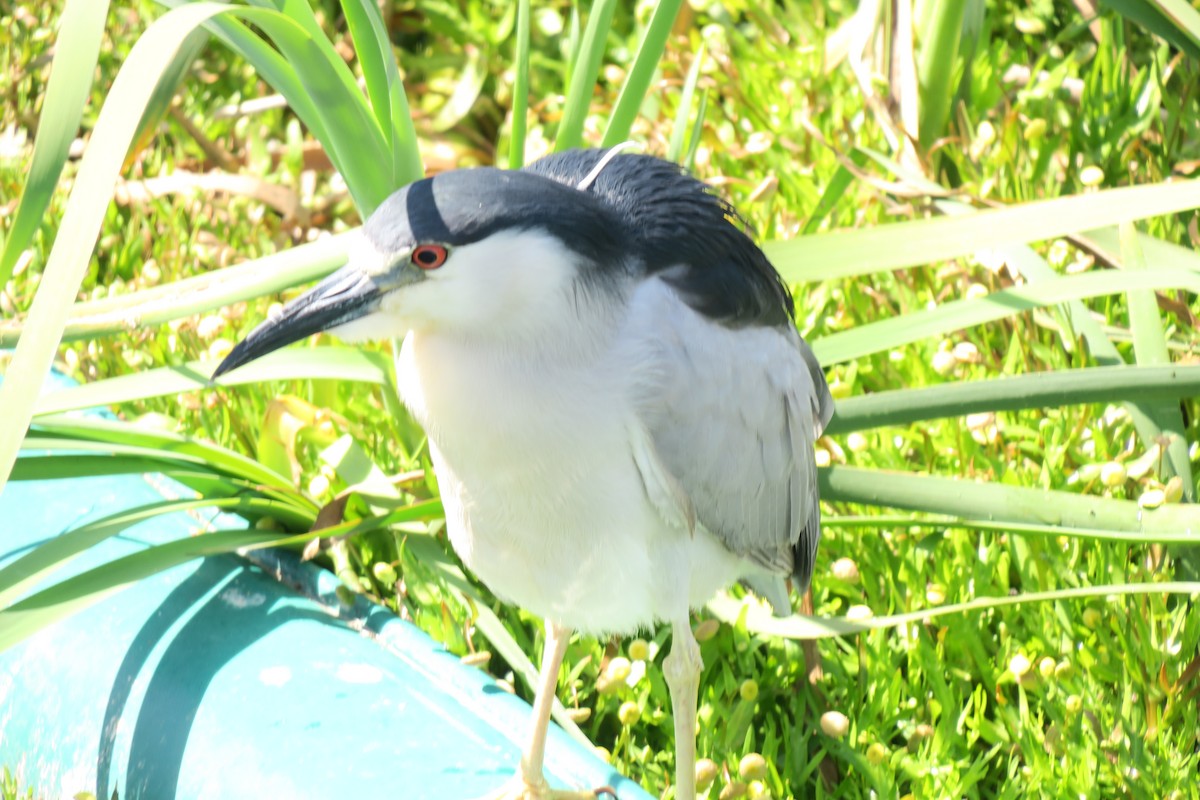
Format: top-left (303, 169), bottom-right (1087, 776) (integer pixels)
top-left (213, 147), bottom-right (834, 800)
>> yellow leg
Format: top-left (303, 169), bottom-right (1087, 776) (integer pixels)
top-left (521, 621), bottom-right (571, 786)
top-left (663, 618), bottom-right (701, 800)
top-left (480, 621), bottom-right (603, 800)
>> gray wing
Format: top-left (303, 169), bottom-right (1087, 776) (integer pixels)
top-left (622, 277), bottom-right (834, 597)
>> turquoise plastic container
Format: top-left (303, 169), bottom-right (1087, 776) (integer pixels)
top-left (0, 374), bottom-right (651, 800)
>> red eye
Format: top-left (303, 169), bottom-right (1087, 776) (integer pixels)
top-left (411, 244), bottom-right (448, 270)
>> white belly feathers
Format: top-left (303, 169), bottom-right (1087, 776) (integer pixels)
top-left (395, 324), bottom-right (744, 634)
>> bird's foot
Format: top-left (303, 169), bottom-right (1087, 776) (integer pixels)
top-left (477, 774), bottom-right (617, 800)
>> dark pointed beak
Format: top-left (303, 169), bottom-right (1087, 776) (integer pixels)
top-left (212, 264), bottom-right (382, 379)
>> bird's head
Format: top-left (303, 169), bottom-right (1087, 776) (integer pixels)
top-left (212, 165), bottom-right (626, 379)
top-left (213, 149), bottom-right (795, 379)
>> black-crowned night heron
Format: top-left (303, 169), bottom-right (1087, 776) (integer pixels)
top-left (214, 148), bottom-right (834, 800)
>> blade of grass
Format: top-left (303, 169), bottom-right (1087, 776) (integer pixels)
top-left (29, 414), bottom-right (304, 491)
top-left (812, 266), bottom-right (1200, 364)
top-left (154, 0), bottom-right (332, 150)
top-left (32, 347), bottom-right (394, 416)
top-left (766, 179), bottom-right (1200, 283)
top-left (681, 89), bottom-right (708, 171)
top-left (8, 459), bottom-right (277, 511)
top-left (339, 0), bottom-right (423, 187)
top-left (157, 0), bottom-right (398, 213)
top-left (821, 513), bottom-right (1194, 540)
top-left (126, 27), bottom-right (210, 170)
top-left (665, 43), bottom-right (704, 163)
top-left (0, 496), bottom-right (301, 608)
top-left (825, 364), bottom-right (1200, 435)
top-left (0, 2), bottom-right (251, 501)
top-left (0, 232), bottom-right (354, 348)
top-left (555, 0), bottom-right (619, 151)
top-left (0, 0), bottom-right (110, 290)
top-left (0, 528), bottom-right (285, 654)
top-left (12, 441), bottom-right (271, 490)
top-left (601, 0), bottom-right (684, 147)
top-left (1121, 222), bottom-right (1193, 498)
top-left (1081, 224), bottom-right (1200, 270)
top-left (1099, 0), bottom-right (1200, 58)
top-left (266, 0), bottom-right (395, 210)
top-left (429, 44), bottom-right (489, 133)
top-left (507, 0), bottom-right (531, 169)
top-left (853, 146), bottom-right (1192, 468)
top-left (1151, 0), bottom-right (1200, 44)
top-left (915, 0), bottom-right (966, 150)
top-left (801, 150), bottom-right (870, 235)
top-left (818, 465), bottom-right (1200, 537)
top-left (710, 582), bottom-right (1200, 641)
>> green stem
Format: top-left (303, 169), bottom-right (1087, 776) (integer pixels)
top-left (916, 0), bottom-right (966, 151)
top-left (819, 465), bottom-right (1200, 539)
top-left (827, 364), bottom-right (1200, 434)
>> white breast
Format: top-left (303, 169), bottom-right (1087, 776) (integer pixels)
top-left (395, 315), bottom-right (745, 634)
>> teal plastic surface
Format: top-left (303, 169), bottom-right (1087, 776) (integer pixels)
top-left (0, 374), bottom-right (652, 800)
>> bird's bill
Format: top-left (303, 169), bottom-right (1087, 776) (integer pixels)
top-left (212, 264), bottom-right (383, 379)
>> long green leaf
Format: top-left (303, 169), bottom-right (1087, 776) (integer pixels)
top-left (156, 0), bottom-right (396, 213)
top-left (682, 89), bottom-right (708, 171)
top-left (130, 27), bottom-right (211, 166)
top-left (915, 0), bottom-right (966, 150)
top-left (1099, 0), bottom-right (1200, 58)
top-left (826, 364), bottom-right (1200, 435)
top-left (801, 150), bottom-right (870, 236)
top-left (10, 454), bottom-right (219, 482)
top-left (154, 0), bottom-right (329, 146)
top-left (1121, 223), bottom-right (1193, 498)
top-left (0, 2), bottom-right (246, 501)
top-left (1152, 0), bottom-right (1200, 45)
top-left (0, 528), bottom-right (283, 654)
top-left (0, 232), bottom-right (353, 348)
top-left (854, 147), bottom-right (1193, 467)
top-left (429, 45), bottom-right (489, 134)
top-left (263, 0), bottom-right (395, 212)
top-left (0, 496), bottom-right (297, 608)
top-left (766, 179), bottom-right (1200, 283)
top-left (555, 0), bottom-right (619, 151)
top-left (1082, 225), bottom-right (1200, 271)
top-left (601, 0), bottom-right (684, 147)
top-left (12, 442), bottom-right (293, 498)
top-left (508, 0), bottom-right (532, 169)
top-left (32, 347), bottom-right (394, 417)
top-left (820, 513), bottom-right (1191, 540)
top-left (340, 0), bottom-right (423, 187)
top-left (813, 266), bottom-right (1200, 364)
top-left (819, 466), bottom-right (1200, 538)
top-left (29, 414), bottom-right (302, 491)
top-left (665, 43), bottom-right (704, 163)
top-left (0, 0), bottom-right (110, 290)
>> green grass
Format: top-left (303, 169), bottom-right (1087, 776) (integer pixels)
top-left (3, 1), bottom-right (1200, 798)
top-left (0, 767), bottom-right (32, 800)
